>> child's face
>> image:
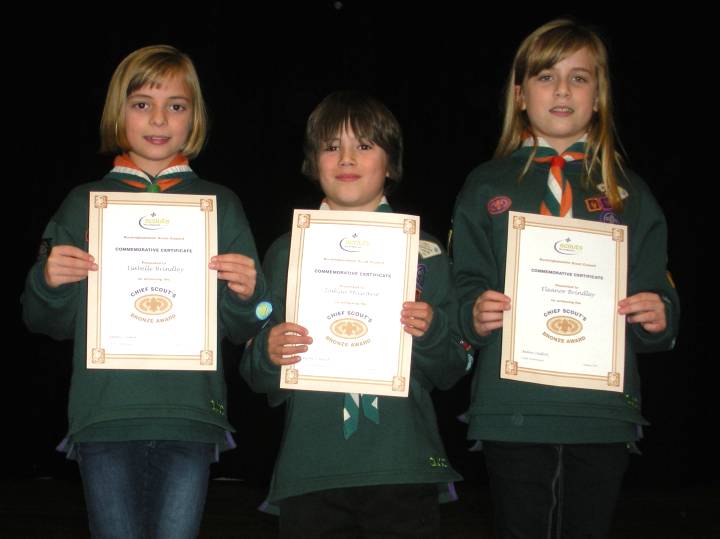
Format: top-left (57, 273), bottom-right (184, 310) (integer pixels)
top-left (124, 74), bottom-right (192, 176)
top-left (517, 47), bottom-right (598, 153)
top-left (317, 126), bottom-right (389, 212)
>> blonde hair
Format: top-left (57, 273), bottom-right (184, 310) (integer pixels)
top-left (496, 19), bottom-right (624, 210)
top-left (99, 44), bottom-right (207, 158)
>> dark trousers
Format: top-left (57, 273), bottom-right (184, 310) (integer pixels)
top-left (277, 483), bottom-right (440, 538)
top-left (483, 441), bottom-right (629, 539)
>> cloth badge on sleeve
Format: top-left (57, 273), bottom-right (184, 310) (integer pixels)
top-left (416, 263), bottom-right (427, 300)
top-left (418, 240), bottom-right (441, 259)
top-left (37, 238), bottom-right (52, 260)
top-left (487, 196), bottom-right (512, 215)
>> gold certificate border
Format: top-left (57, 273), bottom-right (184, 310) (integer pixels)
top-left (501, 211), bottom-right (627, 392)
top-left (86, 191), bottom-right (218, 370)
top-left (281, 209), bottom-right (419, 397)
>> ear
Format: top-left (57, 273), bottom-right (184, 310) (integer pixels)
top-left (515, 85), bottom-right (527, 111)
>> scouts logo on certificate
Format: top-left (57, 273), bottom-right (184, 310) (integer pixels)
top-left (138, 212), bottom-right (170, 230)
top-left (554, 238), bottom-right (583, 255)
top-left (135, 294), bottom-right (173, 315)
top-left (546, 315), bottom-right (583, 337)
top-left (129, 286), bottom-right (177, 323)
top-left (331, 318), bottom-right (369, 339)
top-left (339, 234), bottom-right (370, 253)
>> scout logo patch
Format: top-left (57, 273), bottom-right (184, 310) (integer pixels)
top-left (487, 196), bottom-right (512, 215)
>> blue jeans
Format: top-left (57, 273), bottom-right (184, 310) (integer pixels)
top-left (76, 440), bottom-right (214, 539)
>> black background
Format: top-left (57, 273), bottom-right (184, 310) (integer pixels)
top-left (8, 3), bottom-right (703, 492)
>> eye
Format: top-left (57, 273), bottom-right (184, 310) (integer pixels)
top-left (169, 103), bottom-right (187, 112)
top-left (572, 75), bottom-right (589, 83)
top-left (536, 73), bottom-right (553, 82)
top-left (358, 143), bottom-right (374, 151)
top-left (131, 101), bottom-right (149, 110)
top-left (323, 143), bottom-right (339, 152)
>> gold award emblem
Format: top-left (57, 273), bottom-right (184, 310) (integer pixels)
top-left (135, 294), bottom-right (173, 315)
top-left (546, 316), bottom-right (583, 336)
top-left (330, 318), bottom-right (368, 339)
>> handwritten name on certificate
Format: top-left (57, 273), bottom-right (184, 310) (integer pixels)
top-left (501, 211), bottom-right (627, 392)
top-left (281, 210), bottom-right (420, 397)
top-left (86, 192), bottom-right (218, 370)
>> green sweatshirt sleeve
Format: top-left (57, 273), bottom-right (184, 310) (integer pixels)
top-left (625, 177), bottom-right (680, 352)
top-left (216, 191), bottom-right (273, 345)
top-left (410, 238), bottom-right (470, 391)
top-left (239, 234), bottom-right (291, 407)
top-left (22, 194), bottom-right (87, 341)
top-left (450, 167), bottom-right (503, 349)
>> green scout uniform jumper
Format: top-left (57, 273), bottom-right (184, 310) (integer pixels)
top-left (451, 146), bottom-right (680, 444)
top-left (22, 158), bottom-right (271, 446)
top-left (241, 203), bottom-right (468, 504)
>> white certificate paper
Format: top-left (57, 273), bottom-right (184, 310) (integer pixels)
top-left (501, 211), bottom-right (627, 391)
top-left (280, 210), bottom-right (420, 397)
top-left (86, 192), bottom-right (218, 370)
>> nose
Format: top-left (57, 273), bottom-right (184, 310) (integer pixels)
top-left (555, 78), bottom-right (570, 97)
top-left (150, 107), bottom-right (168, 126)
top-left (339, 146), bottom-right (356, 166)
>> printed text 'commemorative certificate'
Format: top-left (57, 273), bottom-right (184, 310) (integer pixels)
top-left (281, 210), bottom-right (420, 397)
top-left (86, 192), bottom-right (218, 370)
top-left (501, 211), bottom-right (627, 391)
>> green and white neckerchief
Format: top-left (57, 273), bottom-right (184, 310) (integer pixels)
top-left (319, 198), bottom-right (386, 439)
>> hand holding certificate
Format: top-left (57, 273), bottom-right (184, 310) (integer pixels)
top-left (86, 191), bottom-right (218, 370)
top-left (280, 209), bottom-right (420, 397)
top-left (501, 211), bottom-right (628, 391)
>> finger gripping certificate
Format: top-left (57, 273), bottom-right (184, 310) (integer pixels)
top-left (86, 192), bottom-right (218, 370)
top-left (281, 210), bottom-right (420, 397)
top-left (501, 211), bottom-right (627, 391)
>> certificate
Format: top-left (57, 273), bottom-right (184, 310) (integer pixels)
top-left (501, 211), bottom-right (627, 391)
top-left (280, 210), bottom-right (420, 397)
top-left (86, 191), bottom-right (218, 370)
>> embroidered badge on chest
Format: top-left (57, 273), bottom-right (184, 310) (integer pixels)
top-left (600, 212), bottom-right (621, 224)
top-left (487, 196), bottom-right (512, 215)
top-left (584, 196), bottom-right (613, 213)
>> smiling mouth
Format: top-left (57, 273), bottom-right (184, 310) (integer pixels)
top-left (550, 106), bottom-right (574, 114)
top-left (336, 174), bottom-right (361, 180)
top-left (144, 136), bottom-right (170, 144)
